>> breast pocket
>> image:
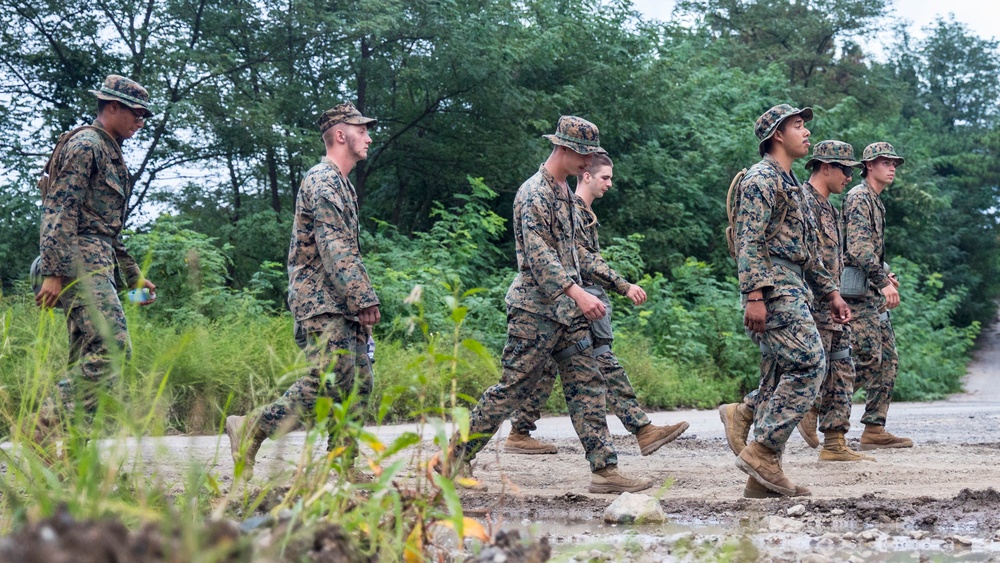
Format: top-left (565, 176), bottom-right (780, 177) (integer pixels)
top-left (85, 174), bottom-right (127, 225)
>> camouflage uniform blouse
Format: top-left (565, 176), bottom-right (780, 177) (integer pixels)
top-left (574, 195), bottom-right (631, 296)
top-left (735, 154), bottom-right (837, 301)
top-left (38, 121), bottom-right (141, 286)
top-left (843, 181), bottom-right (889, 304)
top-left (287, 158), bottom-right (379, 322)
top-left (505, 165), bottom-right (584, 326)
top-left (804, 182), bottom-right (843, 331)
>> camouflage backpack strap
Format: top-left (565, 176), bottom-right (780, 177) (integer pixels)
top-left (38, 125), bottom-right (119, 200)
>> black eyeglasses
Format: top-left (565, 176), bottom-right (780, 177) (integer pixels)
top-left (121, 103), bottom-right (146, 123)
top-left (834, 163), bottom-right (854, 176)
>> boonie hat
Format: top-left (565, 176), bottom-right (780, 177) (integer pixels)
top-left (805, 140), bottom-right (861, 170)
top-left (318, 102), bottom-right (377, 133)
top-left (861, 142), bottom-right (904, 165)
top-left (90, 75), bottom-right (154, 118)
top-left (860, 142), bottom-right (904, 177)
top-left (542, 116), bottom-right (607, 155)
top-left (754, 104), bottom-right (813, 157)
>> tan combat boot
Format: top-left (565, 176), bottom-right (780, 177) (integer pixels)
top-left (588, 465), bottom-right (654, 494)
top-left (796, 407), bottom-right (820, 448)
top-left (859, 425), bottom-right (913, 450)
top-left (743, 476), bottom-right (812, 498)
top-left (226, 415), bottom-right (267, 480)
top-left (636, 421), bottom-right (690, 456)
top-left (819, 432), bottom-right (876, 462)
top-left (719, 403), bottom-right (753, 456)
top-left (736, 441), bottom-right (797, 496)
top-left (504, 430), bottom-right (557, 454)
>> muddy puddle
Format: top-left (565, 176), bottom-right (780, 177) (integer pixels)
top-left (462, 488), bottom-right (1000, 561)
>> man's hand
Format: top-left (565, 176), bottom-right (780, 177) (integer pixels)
top-left (744, 300), bottom-right (767, 333)
top-left (36, 276), bottom-right (63, 309)
top-left (135, 278), bottom-right (157, 306)
top-left (567, 284), bottom-right (606, 320)
top-left (359, 305), bottom-right (381, 326)
top-left (881, 282), bottom-right (900, 310)
top-left (826, 291), bottom-right (852, 324)
top-left (625, 284), bottom-right (647, 306)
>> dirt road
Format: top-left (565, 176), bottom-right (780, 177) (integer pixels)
top-left (118, 319), bottom-right (1000, 560)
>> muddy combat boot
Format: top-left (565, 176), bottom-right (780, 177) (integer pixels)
top-left (859, 425), bottom-right (913, 451)
top-left (743, 476), bottom-right (812, 498)
top-left (819, 432), bottom-right (876, 462)
top-left (736, 441), bottom-right (797, 496)
top-left (504, 430), bottom-right (558, 454)
top-left (226, 415), bottom-right (266, 480)
top-left (796, 408), bottom-right (820, 449)
top-left (588, 465), bottom-right (654, 494)
top-left (636, 421), bottom-right (690, 456)
top-left (719, 403), bottom-right (753, 456)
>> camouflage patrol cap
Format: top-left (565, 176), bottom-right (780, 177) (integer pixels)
top-left (318, 102), bottom-right (377, 134)
top-left (861, 142), bottom-right (904, 165)
top-left (754, 104), bottom-right (813, 157)
top-left (805, 140), bottom-right (861, 170)
top-left (90, 75), bottom-right (153, 118)
top-left (542, 116), bottom-right (607, 155)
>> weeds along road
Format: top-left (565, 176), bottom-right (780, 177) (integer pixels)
top-left (126, 317), bottom-right (1000, 505)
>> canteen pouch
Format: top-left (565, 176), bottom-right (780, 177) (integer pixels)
top-left (584, 285), bottom-right (614, 341)
top-left (840, 266), bottom-right (868, 299)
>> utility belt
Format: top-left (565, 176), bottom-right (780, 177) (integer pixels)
top-left (755, 332), bottom-right (851, 360)
top-left (771, 256), bottom-right (803, 278)
top-left (79, 233), bottom-right (115, 245)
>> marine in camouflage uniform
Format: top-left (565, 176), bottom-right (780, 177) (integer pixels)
top-left (37, 75), bottom-right (157, 418)
top-left (843, 142), bottom-right (912, 450)
top-left (801, 141), bottom-right (875, 462)
top-left (726, 104), bottom-right (851, 497)
top-left (226, 103), bottom-right (380, 479)
top-left (442, 117), bottom-right (653, 494)
top-left (505, 155), bottom-right (689, 456)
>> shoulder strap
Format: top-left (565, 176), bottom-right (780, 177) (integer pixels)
top-left (39, 125), bottom-right (120, 200)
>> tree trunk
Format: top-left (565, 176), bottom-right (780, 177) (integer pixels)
top-left (354, 35), bottom-right (371, 207)
top-left (227, 153), bottom-right (241, 223)
top-left (267, 145), bottom-right (280, 218)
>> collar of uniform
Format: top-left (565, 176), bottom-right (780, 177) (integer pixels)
top-left (762, 153), bottom-right (800, 187)
top-left (538, 164), bottom-right (571, 200)
top-left (321, 157), bottom-right (350, 183)
top-left (91, 118), bottom-right (124, 148)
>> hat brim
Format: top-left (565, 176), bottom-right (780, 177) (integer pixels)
top-left (862, 155), bottom-right (904, 166)
top-left (344, 116), bottom-right (378, 127)
top-left (91, 90), bottom-right (155, 118)
top-left (757, 107), bottom-right (814, 157)
top-left (543, 134), bottom-right (607, 155)
top-left (806, 157), bottom-right (862, 169)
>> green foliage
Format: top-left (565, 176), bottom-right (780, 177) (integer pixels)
top-left (887, 259), bottom-right (980, 401)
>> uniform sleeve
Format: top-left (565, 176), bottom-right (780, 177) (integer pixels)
top-left (801, 204), bottom-right (838, 298)
top-left (576, 215), bottom-right (631, 295)
top-left (519, 191), bottom-right (577, 300)
top-left (114, 237), bottom-right (142, 287)
top-left (844, 194), bottom-right (889, 289)
top-left (312, 187), bottom-right (379, 314)
top-left (39, 140), bottom-right (93, 278)
top-left (735, 174), bottom-right (776, 294)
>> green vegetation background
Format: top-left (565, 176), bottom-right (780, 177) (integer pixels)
top-left (0, 0), bottom-right (993, 434)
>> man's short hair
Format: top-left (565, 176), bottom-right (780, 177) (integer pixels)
top-left (97, 99), bottom-right (115, 114)
top-left (584, 153), bottom-right (613, 176)
top-left (761, 118), bottom-right (797, 156)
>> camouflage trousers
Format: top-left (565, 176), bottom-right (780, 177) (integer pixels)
top-left (742, 325), bottom-right (853, 435)
top-left (848, 299), bottom-right (898, 427)
top-left (257, 313), bottom-right (373, 439)
top-left (814, 327), bottom-right (855, 433)
top-left (58, 273), bottom-right (131, 415)
top-left (455, 307), bottom-right (617, 472)
top-left (509, 340), bottom-right (650, 435)
top-left (749, 295), bottom-right (826, 452)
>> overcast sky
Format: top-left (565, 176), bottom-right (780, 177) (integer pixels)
top-left (631, 0), bottom-right (1000, 45)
